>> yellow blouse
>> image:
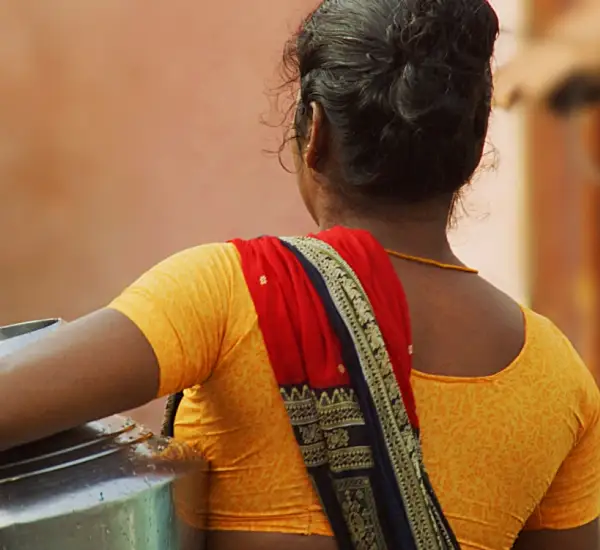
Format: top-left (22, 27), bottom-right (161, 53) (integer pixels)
top-left (109, 242), bottom-right (600, 550)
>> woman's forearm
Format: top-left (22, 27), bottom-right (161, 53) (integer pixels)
top-left (0, 309), bottom-right (159, 451)
top-left (512, 521), bottom-right (600, 550)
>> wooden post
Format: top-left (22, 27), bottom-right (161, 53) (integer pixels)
top-left (527, 0), bottom-right (600, 376)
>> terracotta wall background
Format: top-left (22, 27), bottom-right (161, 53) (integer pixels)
top-left (0, 0), bottom-right (314, 325)
top-left (0, 1), bottom-right (525, 429)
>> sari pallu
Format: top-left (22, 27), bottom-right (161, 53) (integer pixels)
top-left (163, 227), bottom-right (459, 550)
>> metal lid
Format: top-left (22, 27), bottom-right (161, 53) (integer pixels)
top-left (0, 416), bottom-right (208, 549)
top-left (0, 318), bottom-right (61, 341)
top-left (0, 416), bottom-right (154, 485)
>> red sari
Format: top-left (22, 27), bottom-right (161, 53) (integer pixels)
top-left (229, 227), bottom-right (458, 550)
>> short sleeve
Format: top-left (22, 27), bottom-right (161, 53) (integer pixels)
top-left (108, 242), bottom-right (240, 397)
top-left (524, 362), bottom-right (600, 530)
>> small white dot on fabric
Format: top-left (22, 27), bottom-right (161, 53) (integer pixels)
top-left (259, 275), bottom-right (268, 286)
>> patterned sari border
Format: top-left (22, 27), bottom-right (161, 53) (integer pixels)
top-left (281, 236), bottom-right (458, 550)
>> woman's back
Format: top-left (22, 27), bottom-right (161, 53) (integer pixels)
top-left (413, 308), bottom-right (600, 548)
top-left (1, 1), bottom-right (599, 549)
top-left (109, 241), bottom-right (600, 550)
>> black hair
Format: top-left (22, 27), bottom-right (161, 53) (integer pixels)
top-left (280, 0), bottom-right (499, 204)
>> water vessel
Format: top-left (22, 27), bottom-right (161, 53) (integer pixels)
top-left (0, 319), bottom-right (206, 550)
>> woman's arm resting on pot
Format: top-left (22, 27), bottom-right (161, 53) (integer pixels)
top-left (0, 243), bottom-right (236, 451)
top-left (0, 308), bottom-right (159, 451)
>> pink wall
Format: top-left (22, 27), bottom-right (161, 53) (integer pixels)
top-left (0, 0), bottom-right (314, 325)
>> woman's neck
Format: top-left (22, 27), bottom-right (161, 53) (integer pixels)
top-left (318, 206), bottom-right (459, 265)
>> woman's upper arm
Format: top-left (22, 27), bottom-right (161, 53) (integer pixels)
top-left (518, 349), bottom-right (600, 549)
top-left (513, 520), bottom-right (599, 550)
top-left (0, 242), bottom-right (236, 451)
top-left (107, 243), bottom-right (237, 397)
top-left (0, 308), bottom-right (159, 450)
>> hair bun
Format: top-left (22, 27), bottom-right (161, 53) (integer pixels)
top-left (380, 0), bottom-right (498, 125)
top-left (283, 0), bottom-right (499, 203)
top-left (389, 0), bottom-right (497, 69)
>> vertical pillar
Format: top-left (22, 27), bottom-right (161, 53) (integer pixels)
top-left (527, 0), bottom-right (600, 375)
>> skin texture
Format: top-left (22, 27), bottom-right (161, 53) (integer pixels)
top-left (512, 521), bottom-right (599, 550)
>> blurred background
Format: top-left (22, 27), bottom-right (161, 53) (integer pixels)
top-left (0, 0), bottom-right (594, 430)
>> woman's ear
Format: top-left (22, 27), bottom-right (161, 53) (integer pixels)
top-left (304, 102), bottom-right (326, 170)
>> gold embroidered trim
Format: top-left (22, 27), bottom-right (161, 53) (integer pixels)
top-left (281, 385), bottom-right (374, 473)
top-left (334, 476), bottom-right (387, 549)
top-left (300, 444), bottom-right (374, 473)
top-left (281, 386), bottom-right (365, 429)
top-left (281, 236), bottom-right (456, 550)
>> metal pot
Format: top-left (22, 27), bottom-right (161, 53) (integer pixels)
top-left (0, 319), bottom-right (207, 550)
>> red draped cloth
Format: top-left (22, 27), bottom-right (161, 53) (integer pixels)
top-left (229, 227), bottom-right (457, 550)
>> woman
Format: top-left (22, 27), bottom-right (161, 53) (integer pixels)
top-left (0, 0), bottom-right (599, 549)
